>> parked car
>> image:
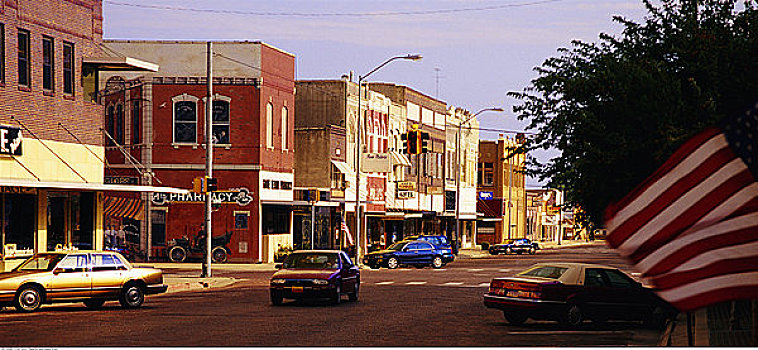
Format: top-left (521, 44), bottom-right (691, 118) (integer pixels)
top-left (270, 250), bottom-right (359, 305)
top-left (402, 234), bottom-right (452, 250)
top-left (363, 240), bottom-right (454, 269)
top-left (0, 251), bottom-right (167, 312)
top-left (483, 262), bottom-right (676, 328)
top-left (167, 231), bottom-right (233, 263)
top-left (488, 239), bottom-right (540, 255)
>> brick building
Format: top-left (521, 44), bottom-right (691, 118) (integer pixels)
top-left (99, 41), bottom-right (295, 263)
top-left (0, 0), bottom-right (183, 270)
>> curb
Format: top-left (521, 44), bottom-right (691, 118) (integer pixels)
top-left (164, 277), bottom-right (242, 294)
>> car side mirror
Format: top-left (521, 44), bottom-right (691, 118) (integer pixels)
top-left (275, 264), bottom-right (282, 269)
top-left (53, 268), bottom-right (62, 275)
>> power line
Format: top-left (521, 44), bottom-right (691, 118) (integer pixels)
top-left (106, 0), bottom-right (568, 17)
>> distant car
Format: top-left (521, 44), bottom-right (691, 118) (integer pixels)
top-left (0, 251), bottom-right (167, 312)
top-left (483, 262), bottom-right (676, 328)
top-left (363, 240), bottom-right (454, 269)
top-left (270, 250), bottom-right (359, 305)
top-left (488, 239), bottom-right (540, 255)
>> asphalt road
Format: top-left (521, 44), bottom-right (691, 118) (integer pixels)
top-left (0, 244), bottom-right (662, 347)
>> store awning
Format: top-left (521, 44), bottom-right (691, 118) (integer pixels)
top-left (389, 150), bottom-right (411, 167)
top-left (0, 179), bottom-right (188, 194)
top-left (331, 160), bottom-right (355, 176)
top-left (104, 196), bottom-right (144, 220)
top-left (83, 56), bottom-right (159, 72)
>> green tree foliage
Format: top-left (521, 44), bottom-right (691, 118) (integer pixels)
top-left (509, 0), bottom-right (758, 228)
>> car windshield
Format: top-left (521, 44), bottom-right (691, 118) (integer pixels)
top-left (13, 254), bottom-right (67, 272)
top-left (519, 265), bottom-right (568, 279)
top-left (282, 253), bottom-right (339, 270)
top-left (387, 242), bottom-right (406, 251)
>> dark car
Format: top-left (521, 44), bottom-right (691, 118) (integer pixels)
top-left (363, 240), bottom-right (454, 269)
top-left (403, 234), bottom-right (452, 250)
top-left (488, 238), bottom-right (540, 255)
top-left (483, 263), bottom-right (676, 328)
top-left (269, 250), bottom-right (359, 305)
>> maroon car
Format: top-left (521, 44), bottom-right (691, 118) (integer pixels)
top-left (483, 262), bottom-right (675, 328)
top-left (270, 250), bottom-right (360, 305)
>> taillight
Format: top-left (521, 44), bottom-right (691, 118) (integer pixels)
top-left (489, 279), bottom-right (544, 299)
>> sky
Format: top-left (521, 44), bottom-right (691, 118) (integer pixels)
top-left (103, 0), bottom-right (650, 187)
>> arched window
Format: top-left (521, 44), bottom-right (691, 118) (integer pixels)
top-left (281, 106), bottom-right (288, 150)
top-left (212, 99), bottom-right (230, 144)
top-left (132, 100), bottom-right (140, 145)
top-left (266, 103), bottom-right (274, 148)
top-left (115, 104), bottom-right (124, 145)
top-left (172, 94), bottom-right (199, 143)
top-left (106, 105), bottom-right (115, 146)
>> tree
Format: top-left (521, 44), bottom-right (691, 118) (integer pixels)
top-left (509, 0), bottom-right (758, 227)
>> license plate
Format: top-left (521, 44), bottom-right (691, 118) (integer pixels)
top-left (506, 290), bottom-right (520, 298)
top-left (291, 286), bottom-right (304, 293)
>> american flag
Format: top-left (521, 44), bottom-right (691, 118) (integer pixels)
top-left (605, 103), bottom-right (758, 312)
top-left (341, 216), bottom-right (354, 245)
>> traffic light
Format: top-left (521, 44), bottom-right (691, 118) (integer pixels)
top-left (400, 132), bottom-right (408, 154)
top-left (192, 177), bottom-right (204, 193)
top-left (407, 130), bottom-right (419, 154)
top-left (420, 131), bottom-right (430, 153)
top-left (206, 177), bottom-right (218, 192)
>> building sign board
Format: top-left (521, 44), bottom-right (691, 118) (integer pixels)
top-left (361, 153), bottom-right (390, 173)
top-left (397, 181), bottom-right (416, 191)
top-left (0, 125), bottom-right (22, 156)
top-left (151, 187), bottom-right (253, 206)
top-left (104, 176), bottom-right (139, 185)
top-left (397, 191), bottom-right (415, 199)
top-left (478, 191), bottom-right (494, 200)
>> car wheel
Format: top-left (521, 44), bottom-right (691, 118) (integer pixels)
top-left (331, 283), bottom-right (342, 305)
top-left (431, 256), bottom-right (444, 269)
top-left (14, 285), bottom-right (43, 312)
top-left (387, 257), bottom-right (399, 269)
top-left (561, 303), bottom-right (584, 328)
top-left (489, 249), bottom-right (498, 255)
top-left (504, 311), bottom-right (528, 325)
top-left (270, 290), bottom-right (283, 306)
top-left (83, 299), bottom-right (106, 309)
top-left (529, 247), bottom-right (536, 255)
top-left (211, 246), bottom-right (228, 263)
top-left (119, 283), bottom-right (145, 309)
top-left (348, 281), bottom-right (359, 302)
top-left (168, 246), bottom-right (187, 263)
top-left (506, 247), bottom-right (513, 255)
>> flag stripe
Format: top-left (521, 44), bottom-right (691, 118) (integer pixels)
top-left (607, 134), bottom-right (732, 248)
top-left (670, 239), bottom-right (758, 274)
top-left (680, 183), bottom-right (758, 236)
top-left (635, 211), bottom-right (758, 275)
top-left (652, 255), bottom-right (758, 290)
top-left (656, 271), bottom-right (758, 304)
top-left (627, 170), bottom-right (754, 263)
top-left (616, 159), bottom-right (748, 256)
top-left (667, 285), bottom-right (758, 312)
top-left (606, 129), bottom-right (724, 229)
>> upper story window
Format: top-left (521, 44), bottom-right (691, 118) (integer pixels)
top-left (42, 36), bottom-right (54, 91)
top-left (0, 23), bottom-right (5, 84)
top-left (17, 29), bottom-right (30, 87)
top-left (132, 100), bottom-right (140, 144)
top-left (62, 42), bottom-right (74, 95)
top-left (115, 104), bottom-right (124, 145)
top-left (478, 162), bottom-right (494, 186)
top-left (266, 102), bottom-right (274, 148)
top-left (172, 94), bottom-right (199, 144)
top-left (281, 106), bottom-right (288, 150)
top-left (212, 98), bottom-right (230, 144)
top-left (106, 105), bottom-right (115, 146)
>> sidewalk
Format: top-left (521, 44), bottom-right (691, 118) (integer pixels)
top-left (658, 309), bottom-right (710, 346)
top-left (457, 239), bottom-right (605, 259)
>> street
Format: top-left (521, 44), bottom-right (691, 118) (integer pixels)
top-left (0, 244), bottom-right (662, 347)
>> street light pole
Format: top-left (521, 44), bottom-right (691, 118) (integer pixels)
top-left (203, 41), bottom-right (213, 278)
top-left (454, 107), bottom-right (502, 250)
top-left (354, 54), bottom-right (422, 265)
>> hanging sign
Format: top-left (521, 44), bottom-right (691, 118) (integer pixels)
top-left (0, 125), bottom-right (22, 156)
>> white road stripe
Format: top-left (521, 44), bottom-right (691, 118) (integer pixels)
top-left (442, 282), bottom-right (464, 285)
top-left (406, 281), bottom-right (427, 285)
top-left (375, 281), bottom-right (395, 285)
top-left (467, 268), bottom-right (485, 272)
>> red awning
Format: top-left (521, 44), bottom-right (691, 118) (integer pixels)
top-left (104, 196), bottom-right (144, 220)
top-left (477, 198), bottom-right (503, 218)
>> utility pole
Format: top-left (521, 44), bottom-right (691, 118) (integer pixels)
top-left (203, 41), bottom-right (213, 278)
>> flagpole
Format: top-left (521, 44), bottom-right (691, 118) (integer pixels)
top-left (686, 311), bottom-right (693, 346)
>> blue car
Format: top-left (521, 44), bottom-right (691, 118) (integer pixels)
top-left (403, 235), bottom-right (453, 251)
top-left (363, 240), bottom-right (454, 269)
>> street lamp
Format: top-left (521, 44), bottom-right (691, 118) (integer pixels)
top-left (354, 54), bottom-right (422, 265)
top-left (455, 107), bottom-right (503, 250)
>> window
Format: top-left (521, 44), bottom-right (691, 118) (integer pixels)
top-left (106, 105), bottom-right (115, 145)
top-left (57, 254), bottom-right (88, 273)
top-left (62, 42), bottom-right (74, 94)
top-left (17, 29), bottom-right (30, 87)
top-left (478, 162), bottom-right (494, 186)
top-left (281, 181), bottom-right (292, 190)
top-left (132, 100), bottom-right (140, 144)
top-left (172, 95), bottom-right (198, 143)
top-left (91, 254), bottom-right (127, 271)
top-left (266, 102), bottom-right (273, 148)
top-left (150, 209), bottom-right (166, 247)
top-left (331, 164), bottom-right (345, 189)
top-left (42, 36), bottom-right (54, 91)
top-left (234, 212), bottom-right (249, 229)
top-left (603, 269), bottom-right (636, 288)
top-left (115, 104), bottom-right (124, 144)
top-left (0, 23), bottom-right (5, 84)
top-left (212, 100), bottom-right (230, 144)
top-left (585, 269), bottom-right (607, 287)
top-left (281, 106), bottom-right (288, 150)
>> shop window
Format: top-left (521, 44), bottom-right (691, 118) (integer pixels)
top-left (1, 193), bottom-right (35, 257)
top-left (234, 212), bottom-right (249, 229)
top-left (150, 209), bottom-right (166, 247)
top-left (17, 29), bottom-right (30, 87)
top-left (46, 192), bottom-right (94, 251)
top-left (263, 205), bottom-right (290, 235)
top-left (62, 42), bottom-right (74, 95)
top-left (42, 36), bottom-right (54, 91)
top-left (172, 94), bottom-right (199, 143)
top-left (212, 98), bottom-right (230, 144)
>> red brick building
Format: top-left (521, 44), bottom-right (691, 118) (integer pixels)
top-left (99, 41), bottom-right (295, 263)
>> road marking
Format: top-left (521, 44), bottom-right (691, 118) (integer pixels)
top-left (467, 268), bottom-right (485, 272)
top-left (442, 282), bottom-right (464, 285)
top-left (507, 331), bottom-right (631, 335)
top-left (406, 281), bottom-right (427, 285)
top-left (478, 282), bottom-right (490, 287)
top-left (498, 269), bottom-right (516, 273)
top-left (459, 283), bottom-right (490, 288)
top-left (375, 281), bottom-right (395, 285)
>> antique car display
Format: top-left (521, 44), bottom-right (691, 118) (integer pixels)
top-left (483, 262), bottom-right (675, 328)
top-left (0, 251), bottom-right (167, 312)
top-left (362, 240), bottom-right (454, 269)
top-left (488, 238), bottom-right (540, 255)
top-left (167, 231), bottom-right (233, 263)
top-left (270, 250), bottom-right (359, 305)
